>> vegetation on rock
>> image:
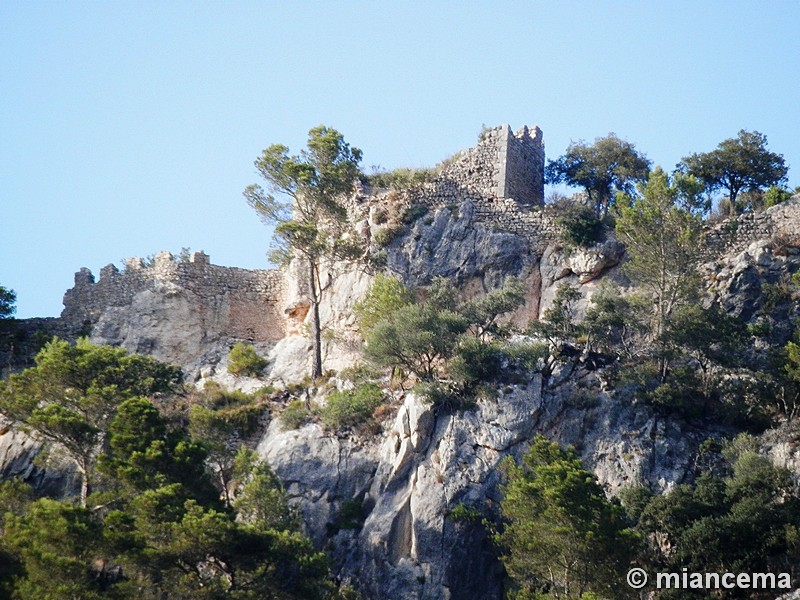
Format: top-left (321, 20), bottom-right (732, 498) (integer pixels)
top-left (244, 125), bottom-right (364, 379)
top-left (0, 340), bottom-right (351, 599)
top-left (226, 342), bottom-right (268, 376)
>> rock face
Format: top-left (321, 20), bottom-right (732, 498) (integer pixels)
top-left (258, 364), bottom-right (707, 600)
top-left (6, 125), bottom-right (800, 599)
top-left (0, 418), bottom-right (81, 498)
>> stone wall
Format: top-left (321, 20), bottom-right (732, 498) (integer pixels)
top-left (498, 124), bottom-right (545, 207)
top-left (418, 123), bottom-right (544, 209)
top-left (61, 251), bottom-right (285, 343)
top-left (704, 196), bottom-right (800, 258)
top-left (380, 123), bottom-right (560, 252)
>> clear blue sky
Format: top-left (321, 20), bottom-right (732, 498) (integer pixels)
top-left (3, 1), bottom-right (800, 318)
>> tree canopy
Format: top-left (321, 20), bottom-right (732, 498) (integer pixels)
top-left (0, 286), bottom-right (15, 319)
top-left (615, 167), bottom-right (704, 343)
top-left (496, 435), bottom-right (636, 599)
top-left (244, 125), bottom-right (363, 379)
top-left (545, 133), bottom-right (651, 217)
top-left (678, 130), bottom-right (788, 212)
top-left (0, 338), bottom-right (182, 506)
top-left (0, 340), bottom-right (349, 599)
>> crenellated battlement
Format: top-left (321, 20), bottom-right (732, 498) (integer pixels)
top-left (61, 252), bottom-right (285, 343)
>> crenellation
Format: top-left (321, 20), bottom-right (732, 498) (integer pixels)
top-left (56, 124), bottom-right (800, 361)
top-left (99, 264), bottom-right (119, 280)
top-left (61, 252), bottom-right (286, 343)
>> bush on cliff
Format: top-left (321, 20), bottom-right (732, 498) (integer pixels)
top-left (227, 342), bottom-right (268, 376)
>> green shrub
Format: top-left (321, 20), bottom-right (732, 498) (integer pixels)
top-left (413, 380), bottom-right (474, 412)
top-left (555, 202), bottom-right (604, 248)
top-left (761, 280), bottom-right (792, 311)
top-left (449, 502), bottom-right (482, 523)
top-left (193, 382), bottom-right (267, 437)
top-left (372, 224), bottom-right (405, 247)
top-left (354, 274), bottom-right (414, 336)
top-left (450, 338), bottom-right (504, 385)
top-left (748, 321), bottom-right (770, 338)
top-left (365, 167), bottom-right (435, 190)
top-left (764, 185), bottom-right (792, 208)
top-left (336, 499), bottom-right (364, 530)
top-left (320, 382), bottom-right (383, 430)
top-left (401, 203), bottom-right (429, 224)
top-left (504, 341), bottom-right (548, 371)
top-left (280, 399), bottom-right (311, 430)
top-left (227, 343), bottom-right (268, 376)
top-left (338, 362), bottom-right (382, 384)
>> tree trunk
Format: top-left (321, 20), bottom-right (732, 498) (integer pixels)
top-left (309, 259), bottom-right (323, 379)
top-left (78, 461), bottom-right (89, 508)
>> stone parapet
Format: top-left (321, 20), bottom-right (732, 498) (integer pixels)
top-left (61, 253), bottom-right (285, 342)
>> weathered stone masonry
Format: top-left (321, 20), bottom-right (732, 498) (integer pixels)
top-left (56, 126), bottom-right (800, 360)
top-left (704, 197), bottom-right (800, 257)
top-left (61, 251), bottom-right (285, 343)
top-left (397, 124), bottom-right (562, 252)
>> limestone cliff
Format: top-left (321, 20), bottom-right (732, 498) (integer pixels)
top-left (4, 125), bottom-right (800, 599)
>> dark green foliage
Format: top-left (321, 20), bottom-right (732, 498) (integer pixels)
top-left (584, 284), bottom-right (650, 360)
top-left (449, 337), bottom-right (505, 385)
top-left (0, 339), bottom-right (346, 598)
top-left (99, 396), bottom-right (217, 508)
top-left (678, 130), bottom-right (788, 212)
top-left (354, 273), bottom-right (414, 336)
top-left (412, 380), bottom-right (473, 411)
top-left (2, 499), bottom-right (108, 600)
top-left (401, 203), bottom-right (429, 224)
top-left (365, 302), bottom-right (468, 381)
top-left (0, 338), bottom-right (182, 506)
top-left (631, 435), bottom-right (800, 592)
top-left (231, 447), bottom-right (298, 532)
top-left (362, 275), bottom-right (532, 409)
top-left (545, 133), bottom-right (651, 217)
top-left (321, 382), bottom-right (384, 430)
top-left (333, 499), bottom-right (365, 531)
top-left (496, 435), bottom-right (637, 599)
top-left (448, 502), bottom-right (483, 524)
top-left (554, 201), bottom-right (604, 248)
top-left (188, 386), bottom-right (269, 506)
top-left (0, 285), bottom-right (16, 319)
top-left (227, 342), bottom-right (268, 377)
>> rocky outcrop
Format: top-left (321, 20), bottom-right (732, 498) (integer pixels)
top-left (7, 128), bottom-right (800, 600)
top-left (0, 418), bottom-right (81, 498)
top-left (256, 359), bottom-right (710, 599)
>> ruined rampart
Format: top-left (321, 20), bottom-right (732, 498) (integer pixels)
top-left (704, 196), bottom-right (800, 258)
top-left (61, 251), bottom-right (285, 343)
top-left (389, 124), bottom-right (562, 252)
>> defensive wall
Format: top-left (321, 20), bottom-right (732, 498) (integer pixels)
top-left (386, 123), bottom-right (564, 252)
top-left (704, 197), bottom-right (800, 257)
top-left (54, 127), bottom-right (800, 351)
top-left (61, 251), bottom-right (285, 343)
